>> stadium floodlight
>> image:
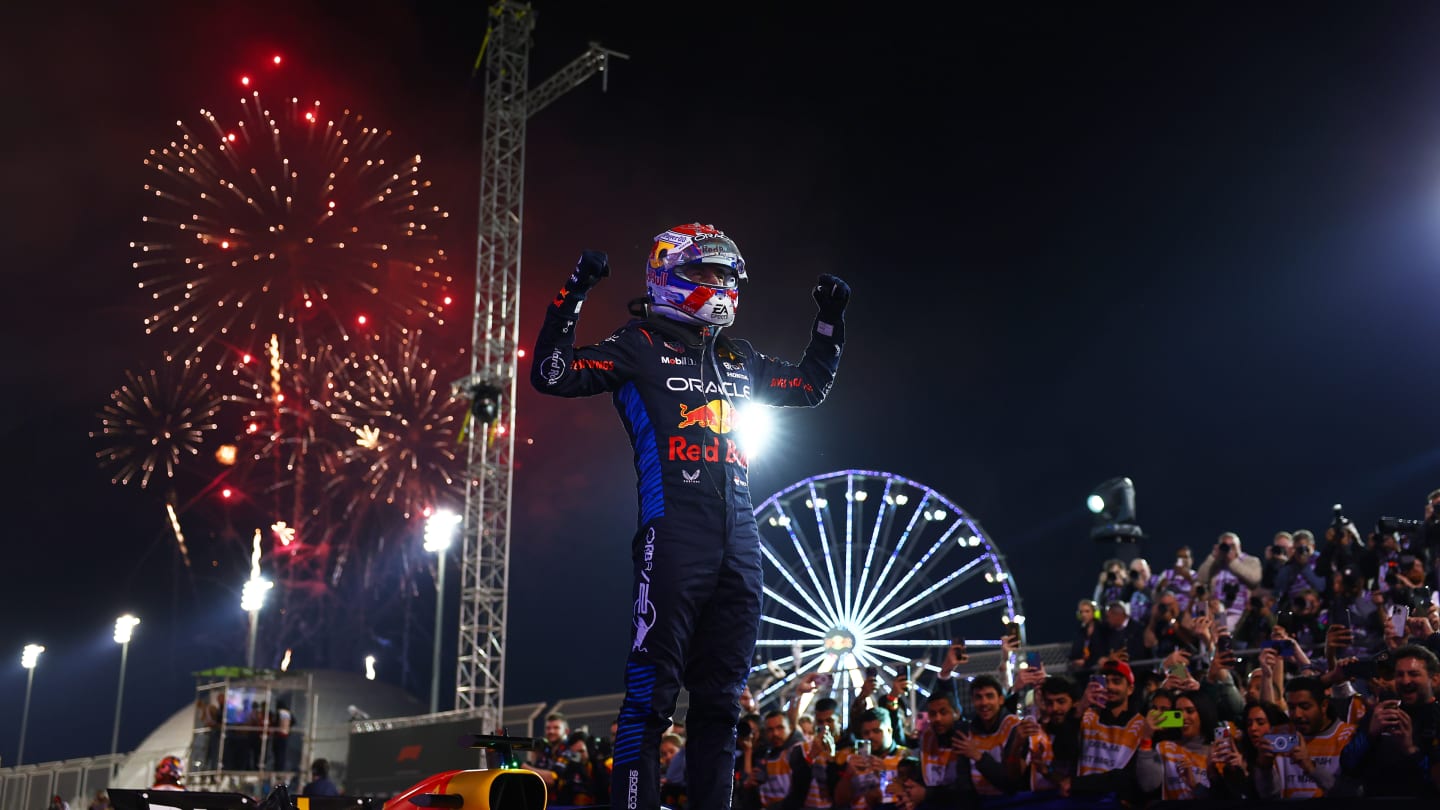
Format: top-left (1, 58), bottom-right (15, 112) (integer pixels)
top-left (111, 615), bottom-right (140, 755)
top-left (424, 508), bottom-right (462, 713)
top-left (17, 644), bottom-right (44, 765)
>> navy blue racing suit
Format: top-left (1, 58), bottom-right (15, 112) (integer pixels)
top-left (530, 289), bottom-right (843, 810)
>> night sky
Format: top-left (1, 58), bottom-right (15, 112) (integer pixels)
top-left (5, 2), bottom-right (1440, 766)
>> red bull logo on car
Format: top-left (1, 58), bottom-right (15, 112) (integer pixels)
top-left (677, 399), bottom-right (735, 433)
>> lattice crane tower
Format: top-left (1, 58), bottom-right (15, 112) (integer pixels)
top-left (452, 1), bottom-right (626, 726)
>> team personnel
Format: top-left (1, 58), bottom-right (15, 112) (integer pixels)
top-left (531, 223), bottom-right (849, 810)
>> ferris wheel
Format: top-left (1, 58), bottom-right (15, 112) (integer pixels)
top-left (749, 469), bottom-right (1026, 720)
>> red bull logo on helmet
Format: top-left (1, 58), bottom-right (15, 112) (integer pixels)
top-left (678, 399), bottom-right (735, 433)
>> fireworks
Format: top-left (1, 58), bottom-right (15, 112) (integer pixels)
top-left (332, 335), bottom-right (467, 518)
top-left (104, 65), bottom-right (469, 669)
top-left (132, 87), bottom-right (454, 359)
top-left (229, 335), bottom-right (347, 475)
top-left (94, 359), bottom-right (222, 488)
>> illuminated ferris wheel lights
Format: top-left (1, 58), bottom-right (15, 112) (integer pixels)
top-left (804, 498), bottom-right (828, 509)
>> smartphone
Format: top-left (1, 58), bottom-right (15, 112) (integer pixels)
top-left (1090, 674), bottom-right (1107, 689)
top-left (1004, 622), bottom-right (1022, 639)
top-left (1413, 586), bottom-right (1435, 612)
top-left (1262, 732), bottom-right (1300, 752)
top-left (853, 739), bottom-right (872, 758)
top-left (1390, 605), bottom-right (1410, 637)
top-left (1155, 711), bottom-right (1184, 729)
top-left (1216, 634), bottom-right (1233, 654)
top-left (951, 638), bottom-right (966, 657)
top-left (864, 665), bottom-right (878, 679)
top-left (1213, 722), bottom-right (1231, 742)
top-left (814, 672), bottom-right (834, 692)
top-left (1338, 607), bottom-right (1354, 629)
top-left (1025, 651), bottom-right (1042, 669)
top-left (1168, 662), bottom-right (1188, 680)
top-left (1260, 639), bottom-right (1295, 658)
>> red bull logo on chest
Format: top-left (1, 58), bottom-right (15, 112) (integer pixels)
top-left (678, 399), bottom-right (735, 433)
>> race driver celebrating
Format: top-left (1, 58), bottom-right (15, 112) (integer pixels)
top-left (531, 223), bottom-right (849, 810)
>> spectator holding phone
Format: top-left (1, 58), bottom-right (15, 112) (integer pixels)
top-left (1255, 676), bottom-right (1356, 798)
top-left (833, 709), bottom-right (908, 810)
top-left (1136, 690), bottom-right (1220, 800)
top-left (1213, 699), bottom-right (1288, 798)
top-left (1340, 644), bottom-right (1440, 797)
top-left (1009, 675), bottom-right (1083, 797)
top-left (1070, 661), bottom-right (1145, 800)
top-left (1088, 602), bottom-right (1150, 668)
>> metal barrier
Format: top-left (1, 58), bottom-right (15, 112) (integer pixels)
top-left (0, 754), bottom-right (125, 810)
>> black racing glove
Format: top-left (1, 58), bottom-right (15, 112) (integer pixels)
top-left (813, 273), bottom-right (850, 321)
top-left (565, 250), bottom-right (610, 297)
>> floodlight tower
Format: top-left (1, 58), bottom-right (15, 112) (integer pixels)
top-left (454, 1), bottom-right (626, 724)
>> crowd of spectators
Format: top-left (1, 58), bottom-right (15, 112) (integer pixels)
top-left (529, 493), bottom-right (1440, 806)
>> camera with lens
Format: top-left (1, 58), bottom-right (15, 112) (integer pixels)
top-left (1343, 650), bottom-right (1394, 681)
top-left (1377, 516), bottom-right (1423, 535)
top-left (1222, 582), bottom-right (1240, 606)
top-left (1330, 503), bottom-right (1353, 537)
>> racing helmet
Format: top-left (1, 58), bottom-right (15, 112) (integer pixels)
top-left (154, 755), bottom-right (184, 785)
top-left (646, 223), bottom-right (746, 327)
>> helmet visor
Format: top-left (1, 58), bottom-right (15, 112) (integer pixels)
top-left (674, 262), bottom-right (739, 289)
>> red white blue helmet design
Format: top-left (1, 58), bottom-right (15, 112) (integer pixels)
top-left (154, 755), bottom-right (184, 784)
top-left (646, 223), bottom-right (746, 327)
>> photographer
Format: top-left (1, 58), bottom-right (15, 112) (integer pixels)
top-left (1155, 547), bottom-right (1198, 616)
top-left (1123, 558), bottom-right (1155, 620)
top-left (1340, 644), bottom-right (1440, 796)
top-left (1196, 533), bottom-right (1261, 632)
top-left (554, 732), bottom-right (600, 806)
top-left (1093, 560), bottom-right (1127, 613)
top-left (1275, 589), bottom-right (1325, 651)
top-left (1233, 593), bottom-right (1276, 649)
top-left (1262, 532), bottom-right (1294, 591)
top-left (1274, 536), bottom-right (1325, 606)
top-left (524, 713), bottom-right (570, 802)
top-left (1317, 520), bottom-right (1361, 583)
top-left (1143, 592), bottom-right (1187, 660)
